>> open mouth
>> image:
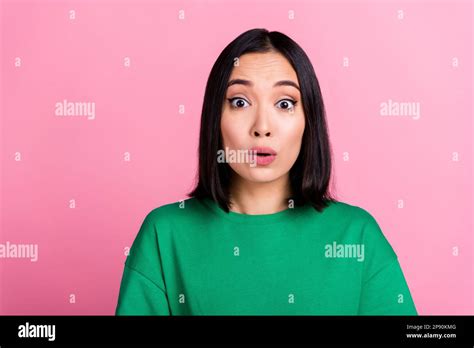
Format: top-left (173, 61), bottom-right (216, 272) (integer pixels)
top-left (249, 146), bottom-right (277, 158)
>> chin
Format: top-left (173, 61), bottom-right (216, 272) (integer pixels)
top-left (239, 169), bottom-right (283, 183)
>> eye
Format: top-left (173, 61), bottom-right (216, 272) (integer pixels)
top-left (276, 99), bottom-right (297, 111)
top-left (227, 97), bottom-right (250, 109)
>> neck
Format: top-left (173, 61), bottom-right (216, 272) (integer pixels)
top-left (228, 173), bottom-right (292, 215)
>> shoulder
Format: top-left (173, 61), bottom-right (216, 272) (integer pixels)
top-left (322, 200), bottom-right (391, 244)
top-left (321, 200), bottom-right (379, 227)
top-left (329, 200), bottom-right (396, 255)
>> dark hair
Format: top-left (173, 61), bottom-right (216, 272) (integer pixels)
top-left (187, 28), bottom-right (338, 213)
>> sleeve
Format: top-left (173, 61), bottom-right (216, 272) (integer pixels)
top-left (357, 213), bottom-right (418, 315)
top-left (115, 211), bottom-right (171, 315)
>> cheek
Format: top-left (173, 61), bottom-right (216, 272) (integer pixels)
top-left (281, 116), bottom-right (305, 158)
top-left (220, 113), bottom-right (246, 149)
top-left (281, 117), bottom-right (305, 170)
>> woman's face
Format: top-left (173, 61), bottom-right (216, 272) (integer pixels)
top-left (220, 51), bottom-right (305, 184)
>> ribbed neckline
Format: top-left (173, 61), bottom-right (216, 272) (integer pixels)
top-left (200, 197), bottom-right (310, 225)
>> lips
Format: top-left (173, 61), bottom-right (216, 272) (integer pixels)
top-left (249, 146), bottom-right (277, 166)
top-left (249, 146), bottom-right (277, 156)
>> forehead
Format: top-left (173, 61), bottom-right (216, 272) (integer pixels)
top-left (229, 51), bottom-right (298, 82)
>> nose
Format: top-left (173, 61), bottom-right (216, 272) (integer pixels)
top-left (253, 129), bottom-right (271, 137)
top-left (251, 108), bottom-right (272, 137)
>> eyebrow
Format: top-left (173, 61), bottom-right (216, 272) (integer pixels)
top-left (227, 78), bottom-right (300, 92)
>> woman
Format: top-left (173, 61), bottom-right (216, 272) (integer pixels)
top-left (115, 28), bottom-right (417, 315)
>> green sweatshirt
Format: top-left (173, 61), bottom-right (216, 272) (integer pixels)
top-left (115, 197), bottom-right (417, 315)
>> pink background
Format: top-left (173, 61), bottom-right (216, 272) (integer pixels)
top-left (1, 0), bottom-right (472, 315)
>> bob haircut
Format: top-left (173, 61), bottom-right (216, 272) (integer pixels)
top-left (188, 28), bottom-right (338, 213)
